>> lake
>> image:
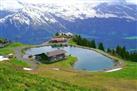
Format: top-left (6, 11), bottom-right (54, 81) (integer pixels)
top-left (24, 46), bottom-right (116, 71)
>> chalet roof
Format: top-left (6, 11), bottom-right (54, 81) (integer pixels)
top-left (51, 38), bottom-right (66, 41)
top-left (47, 50), bottom-right (66, 57)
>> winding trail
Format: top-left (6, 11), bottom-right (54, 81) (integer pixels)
top-left (14, 47), bottom-right (38, 70)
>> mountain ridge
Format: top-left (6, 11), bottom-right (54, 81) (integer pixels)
top-left (0, 1), bottom-right (137, 49)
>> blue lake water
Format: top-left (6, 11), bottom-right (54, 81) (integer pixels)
top-left (25, 46), bottom-right (115, 71)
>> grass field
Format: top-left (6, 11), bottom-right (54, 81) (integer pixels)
top-left (0, 43), bottom-right (91, 91)
top-left (0, 60), bottom-right (91, 91)
top-left (0, 43), bottom-right (25, 55)
top-left (68, 39), bottom-right (77, 46)
top-left (32, 60), bottom-right (137, 91)
top-left (10, 58), bottom-right (29, 67)
top-left (0, 42), bottom-right (137, 91)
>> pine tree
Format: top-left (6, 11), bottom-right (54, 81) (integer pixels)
top-left (98, 43), bottom-right (105, 51)
top-left (116, 45), bottom-right (120, 55)
top-left (55, 32), bottom-right (59, 36)
top-left (91, 40), bottom-right (96, 48)
top-left (107, 48), bottom-right (111, 53)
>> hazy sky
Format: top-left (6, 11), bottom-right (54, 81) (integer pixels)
top-left (16, 0), bottom-right (137, 4)
top-left (1, 0), bottom-right (137, 4)
top-left (1, 0), bottom-right (137, 10)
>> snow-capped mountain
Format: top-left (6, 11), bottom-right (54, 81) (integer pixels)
top-left (1, 0), bottom-right (137, 21)
top-left (0, 0), bottom-right (137, 49)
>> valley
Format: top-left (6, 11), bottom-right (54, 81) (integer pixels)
top-left (0, 0), bottom-right (137, 91)
top-left (0, 39), bottom-right (137, 91)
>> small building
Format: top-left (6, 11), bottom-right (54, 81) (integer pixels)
top-left (50, 38), bottom-right (67, 43)
top-left (47, 50), bottom-right (66, 61)
top-left (59, 32), bottom-right (74, 37)
top-left (65, 32), bottom-right (74, 36)
top-left (35, 50), bottom-right (66, 63)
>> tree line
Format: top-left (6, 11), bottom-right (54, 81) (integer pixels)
top-left (72, 35), bottom-right (137, 62)
top-left (0, 38), bottom-right (8, 44)
top-left (107, 46), bottom-right (137, 62)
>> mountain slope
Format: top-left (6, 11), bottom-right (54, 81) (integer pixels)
top-left (0, 0), bottom-right (137, 49)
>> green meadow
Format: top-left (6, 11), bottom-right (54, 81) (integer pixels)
top-left (0, 43), bottom-right (137, 91)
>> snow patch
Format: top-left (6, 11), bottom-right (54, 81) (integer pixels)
top-left (23, 67), bottom-right (32, 71)
top-left (105, 68), bottom-right (122, 72)
top-left (0, 56), bottom-right (9, 62)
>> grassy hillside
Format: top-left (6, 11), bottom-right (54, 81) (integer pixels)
top-left (0, 38), bottom-right (5, 43)
top-left (0, 60), bottom-right (91, 91)
top-left (0, 42), bottom-right (137, 91)
top-left (33, 60), bottom-right (137, 91)
top-left (0, 43), bottom-right (24, 55)
top-left (0, 43), bottom-right (91, 91)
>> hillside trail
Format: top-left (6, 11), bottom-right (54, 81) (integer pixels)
top-left (14, 47), bottom-right (38, 70)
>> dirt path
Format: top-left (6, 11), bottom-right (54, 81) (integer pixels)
top-left (14, 47), bottom-right (38, 70)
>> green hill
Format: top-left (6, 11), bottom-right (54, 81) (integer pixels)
top-left (0, 42), bottom-right (137, 91)
top-left (0, 60), bottom-right (90, 91)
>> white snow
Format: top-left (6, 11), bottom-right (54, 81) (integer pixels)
top-left (0, 0), bottom-right (23, 11)
top-left (0, 56), bottom-right (9, 62)
top-left (23, 67), bottom-right (32, 71)
top-left (0, 0), bottom-right (136, 11)
top-left (105, 68), bottom-right (122, 72)
top-left (0, 0), bottom-right (136, 25)
top-left (51, 68), bottom-right (60, 71)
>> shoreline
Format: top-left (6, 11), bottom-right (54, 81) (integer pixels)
top-left (71, 45), bottom-right (124, 72)
top-left (22, 43), bottom-right (124, 72)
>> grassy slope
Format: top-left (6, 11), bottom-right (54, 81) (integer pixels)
top-left (31, 40), bottom-right (137, 91)
top-left (0, 61), bottom-right (91, 91)
top-left (0, 38), bottom-right (5, 43)
top-left (0, 42), bottom-right (137, 91)
top-left (0, 43), bottom-right (24, 55)
top-left (104, 61), bottom-right (137, 79)
top-left (10, 58), bottom-right (29, 67)
top-left (68, 39), bottom-right (77, 46)
top-left (33, 61), bottom-right (137, 91)
top-left (0, 43), bottom-right (91, 91)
